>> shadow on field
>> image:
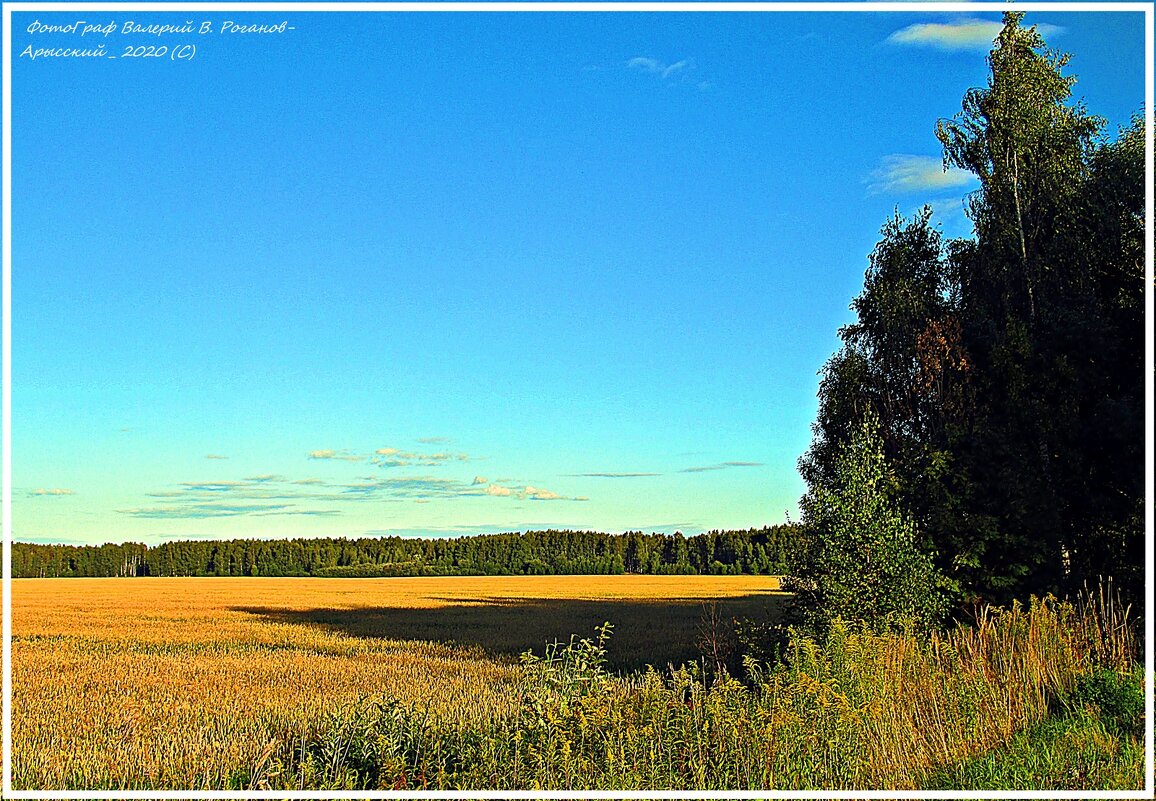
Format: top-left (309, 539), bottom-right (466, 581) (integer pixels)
top-left (232, 592), bottom-right (790, 672)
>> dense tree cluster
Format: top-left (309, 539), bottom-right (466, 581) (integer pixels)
top-left (9, 541), bottom-right (149, 578)
top-left (12, 525), bottom-right (812, 579)
top-left (799, 13), bottom-right (1145, 619)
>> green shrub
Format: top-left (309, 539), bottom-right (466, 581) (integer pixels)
top-left (797, 413), bottom-right (952, 634)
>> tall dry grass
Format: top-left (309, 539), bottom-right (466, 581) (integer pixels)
top-left (240, 592), bottom-right (1140, 791)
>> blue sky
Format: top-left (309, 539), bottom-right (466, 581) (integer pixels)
top-left (9, 6), bottom-right (1147, 545)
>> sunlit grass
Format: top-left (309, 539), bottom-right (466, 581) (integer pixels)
top-left (12, 574), bottom-right (784, 790)
top-left (12, 576), bottom-right (1139, 791)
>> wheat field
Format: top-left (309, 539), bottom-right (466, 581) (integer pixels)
top-left (12, 574), bottom-right (784, 790)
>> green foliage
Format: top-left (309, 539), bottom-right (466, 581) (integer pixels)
top-left (1058, 667), bottom-right (1145, 738)
top-left (519, 622), bottom-right (614, 703)
top-left (933, 13), bottom-right (1143, 605)
top-left (798, 413), bottom-right (950, 632)
top-left (929, 706), bottom-right (1144, 790)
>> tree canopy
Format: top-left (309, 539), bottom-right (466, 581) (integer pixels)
top-left (799, 13), bottom-right (1145, 616)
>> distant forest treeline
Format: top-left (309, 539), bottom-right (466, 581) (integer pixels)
top-left (11, 525), bottom-right (809, 579)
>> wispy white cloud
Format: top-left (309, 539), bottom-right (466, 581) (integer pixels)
top-left (868, 154), bottom-right (976, 194)
top-left (117, 503), bottom-right (339, 519)
top-left (205, 454), bottom-right (229, 460)
top-left (526, 486), bottom-right (560, 501)
top-left (887, 18), bottom-right (1062, 51)
top-left (627, 56), bottom-right (662, 73)
top-left (124, 437), bottom-right (581, 520)
top-left (339, 482), bottom-right (381, 496)
top-left (371, 447), bottom-right (471, 468)
top-left (308, 449), bottom-right (365, 462)
top-left (325, 476), bottom-right (485, 502)
top-left (29, 488), bottom-right (75, 497)
top-left (300, 444), bottom-right (480, 469)
top-left (680, 461), bottom-right (765, 474)
top-left (480, 482), bottom-right (581, 502)
top-left (567, 472), bottom-right (660, 478)
top-left (179, 481), bottom-right (249, 492)
top-left (125, 470), bottom-right (481, 518)
top-left (255, 509), bottom-right (342, 517)
top-left (376, 459), bottom-right (409, 468)
top-left (417, 436), bottom-right (451, 444)
top-left (627, 55), bottom-right (696, 82)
